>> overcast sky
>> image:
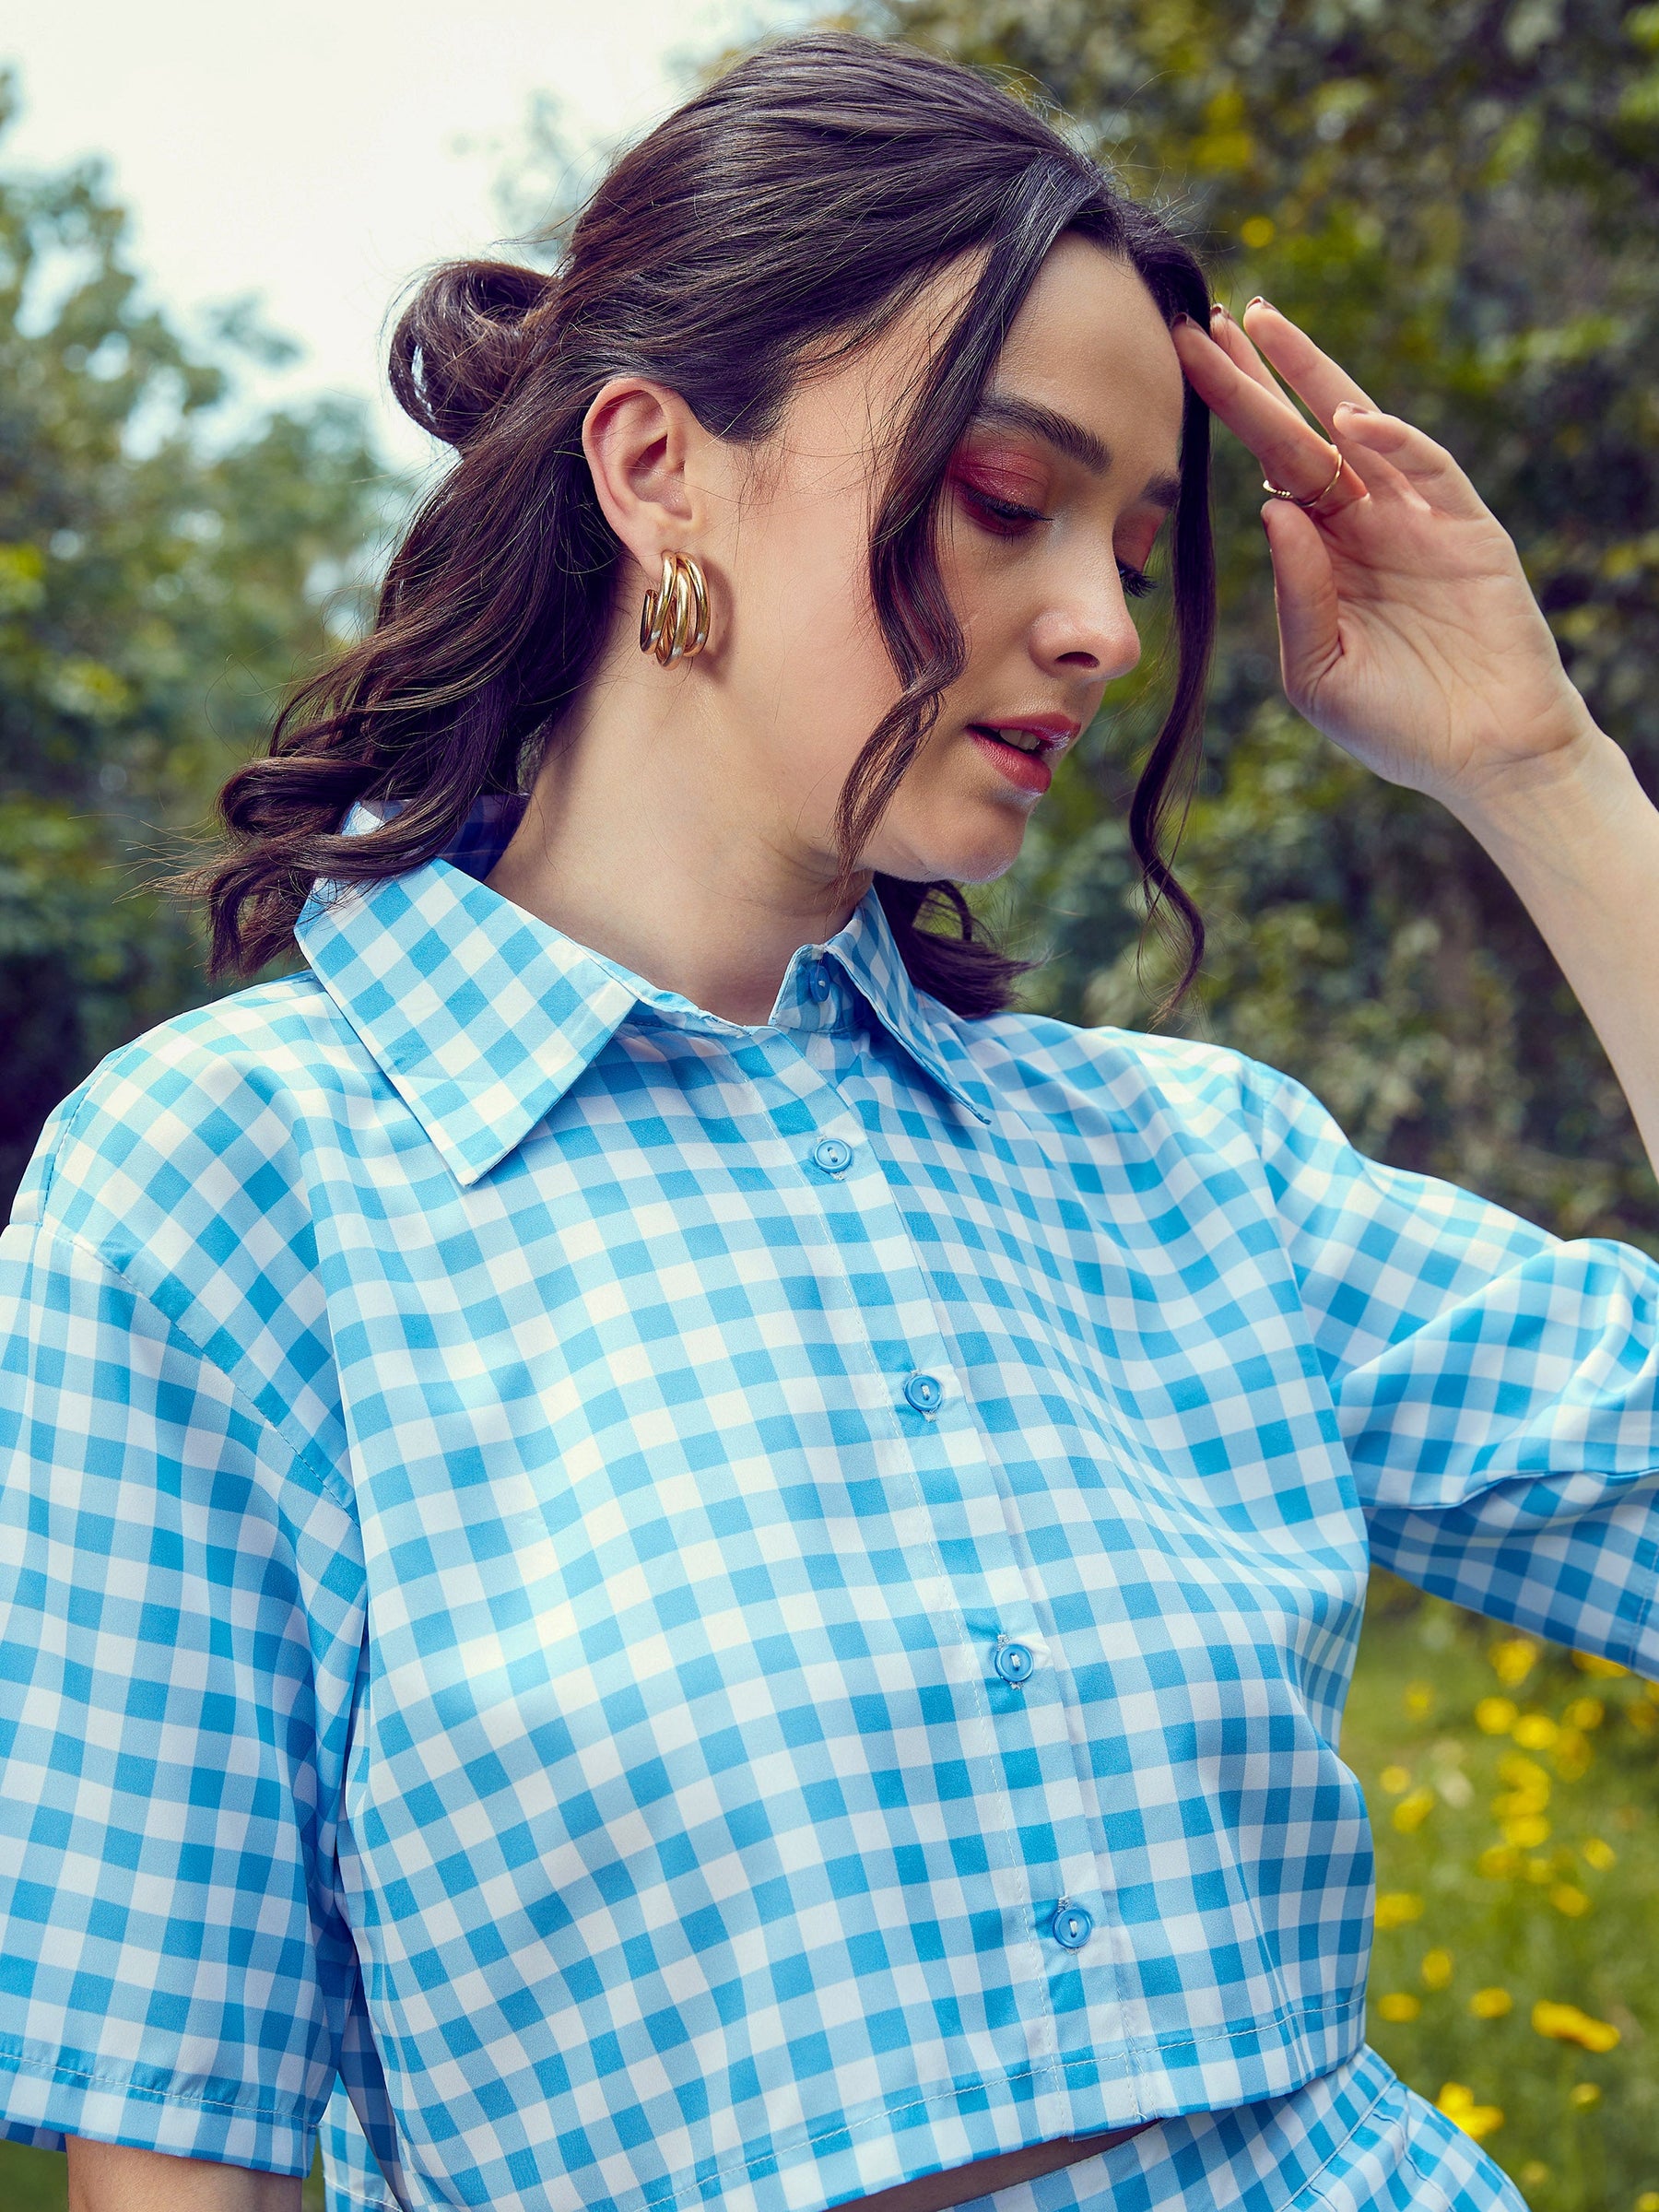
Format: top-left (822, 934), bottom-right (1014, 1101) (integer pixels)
top-left (4, 0), bottom-right (780, 471)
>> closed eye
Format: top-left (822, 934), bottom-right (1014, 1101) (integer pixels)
top-left (961, 488), bottom-right (1053, 535)
top-left (959, 487), bottom-right (1161, 603)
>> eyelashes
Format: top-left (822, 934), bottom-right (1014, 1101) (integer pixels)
top-left (956, 487), bottom-right (1160, 599)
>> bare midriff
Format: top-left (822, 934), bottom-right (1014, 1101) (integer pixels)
top-left (836, 2124), bottom-right (1158, 2212)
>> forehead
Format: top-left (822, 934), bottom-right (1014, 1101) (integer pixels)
top-left (982, 236), bottom-right (1185, 470)
top-left (766, 238), bottom-right (1183, 489)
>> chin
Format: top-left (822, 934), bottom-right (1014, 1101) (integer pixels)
top-left (869, 793), bottom-right (1031, 888)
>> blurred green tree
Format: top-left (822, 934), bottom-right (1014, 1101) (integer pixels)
top-left (0, 70), bottom-right (391, 1211)
top-left (841, 0), bottom-right (1659, 1249)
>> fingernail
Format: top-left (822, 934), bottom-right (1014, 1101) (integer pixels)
top-left (1335, 400), bottom-right (1374, 417)
top-left (1245, 296), bottom-right (1271, 312)
top-left (1208, 300), bottom-right (1232, 321)
top-left (1171, 312), bottom-right (1200, 330)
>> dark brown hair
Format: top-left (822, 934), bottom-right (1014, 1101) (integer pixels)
top-left (194, 32), bottom-right (1216, 1016)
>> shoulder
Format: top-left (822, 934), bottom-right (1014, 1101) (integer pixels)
top-left (956, 1005), bottom-right (1321, 1155)
top-left (18, 971), bottom-right (381, 1240)
top-left (9, 976), bottom-right (392, 1406)
top-left (3, 974), bottom-right (378, 1499)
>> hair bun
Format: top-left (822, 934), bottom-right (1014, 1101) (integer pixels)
top-left (389, 259), bottom-right (555, 447)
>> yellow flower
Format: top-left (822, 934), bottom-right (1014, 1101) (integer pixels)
top-left (1477, 1845), bottom-right (1519, 1880)
top-left (1239, 215), bottom-right (1277, 249)
top-left (1497, 1752), bottom-right (1549, 1791)
top-left (1379, 1764), bottom-right (1411, 1795)
top-left (1512, 1713), bottom-right (1559, 1750)
top-left (1520, 2165), bottom-right (1550, 2189)
top-left (1374, 1891), bottom-right (1424, 1930)
top-left (1532, 2000), bottom-right (1621, 2052)
top-left (1404, 1681), bottom-right (1434, 1718)
top-left (1636, 2194), bottom-right (1659, 2211)
top-left (1378, 1992), bottom-right (1421, 2022)
top-left (1436, 2082), bottom-right (1503, 2141)
top-left (1571, 1651), bottom-right (1628, 1678)
top-left (1490, 1638), bottom-right (1538, 1686)
top-left (1554, 1729), bottom-right (1593, 1781)
top-left (1525, 1854), bottom-right (1554, 1884)
top-left (1551, 1883), bottom-right (1592, 1917)
top-left (1582, 1836), bottom-right (1618, 1870)
top-left (1475, 1696), bottom-right (1518, 1735)
top-left (1564, 1696), bottom-right (1606, 1731)
top-left (1502, 1815), bottom-right (1551, 1848)
top-left (1469, 1987), bottom-right (1512, 2018)
top-left (1569, 2081), bottom-right (1602, 2110)
top-left (1418, 1948), bottom-right (1453, 1990)
top-left (1392, 1787), bottom-right (1436, 1834)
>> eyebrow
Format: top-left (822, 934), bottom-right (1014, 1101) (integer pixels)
top-left (969, 394), bottom-right (1183, 511)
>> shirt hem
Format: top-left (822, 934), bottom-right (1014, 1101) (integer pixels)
top-left (536, 1998), bottom-right (1370, 2212)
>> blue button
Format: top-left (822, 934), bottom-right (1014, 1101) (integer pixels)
top-left (903, 1371), bottom-right (943, 1415)
top-left (812, 1136), bottom-right (853, 1176)
top-left (1052, 1901), bottom-right (1093, 1950)
top-left (993, 1640), bottom-right (1034, 1686)
top-left (806, 963), bottom-right (831, 1003)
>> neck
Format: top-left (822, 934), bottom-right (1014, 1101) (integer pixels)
top-left (485, 641), bottom-right (868, 1028)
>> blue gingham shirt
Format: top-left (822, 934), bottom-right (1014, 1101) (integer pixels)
top-left (1, 794), bottom-right (1654, 2212)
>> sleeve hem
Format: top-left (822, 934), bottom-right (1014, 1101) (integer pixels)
top-left (0, 2040), bottom-right (317, 2178)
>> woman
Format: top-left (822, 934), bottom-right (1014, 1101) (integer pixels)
top-left (2, 30), bottom-right (1654, 2212)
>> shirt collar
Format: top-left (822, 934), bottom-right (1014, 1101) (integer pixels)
top-left (295, 796), bottom-right (993, 1185)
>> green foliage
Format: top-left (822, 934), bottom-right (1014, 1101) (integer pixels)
top-left (849, 0), bottom-right (1659, 1248)
top-left (0, 68), bottom-right (392, 1211)
top-left (1342, 1576), bottom-right (1659, 2207)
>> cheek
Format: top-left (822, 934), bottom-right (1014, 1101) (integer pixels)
top-left (731, 480), bottom-right (900, 752)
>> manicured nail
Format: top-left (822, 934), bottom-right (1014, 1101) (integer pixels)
top-left (1171, 312), bottom-right (1199, 330)
top-left (1245, 296), bottom-right (1271, 312)
top-left (1335, 400), bottom-right (1374, 417)
top-left (1208, 300), bottom-right (1232, 321)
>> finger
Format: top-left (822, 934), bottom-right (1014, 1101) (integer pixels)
top-left (1260, 500), bottom-right (1342, 699)
top-left (1206, 303), bottom-right (1286, 403)
top-left (1238, 300), bottom-right (1381, 430)
top-left (1328, 403), bottom-right (1491, 522)
top-left (1172, 318), bottom-right (1367, 514)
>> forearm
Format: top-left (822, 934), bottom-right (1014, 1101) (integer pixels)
top-left (1446, 724), bottom-right (1659, 1185)
top-left (67, 2137), bottom-right (303, 2212)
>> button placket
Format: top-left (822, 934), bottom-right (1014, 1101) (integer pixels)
top-left (743, 1030), bottom-right (1088, 2137)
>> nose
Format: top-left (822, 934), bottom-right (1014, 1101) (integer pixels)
top-left (1028, 562), bottom-right (1144, 684)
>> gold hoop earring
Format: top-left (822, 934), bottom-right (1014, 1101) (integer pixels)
top-left (639, 551), bottom-right (711, 667)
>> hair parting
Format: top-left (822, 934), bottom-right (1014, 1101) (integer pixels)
top-left (182, 32), bottom-right (1216, 1019)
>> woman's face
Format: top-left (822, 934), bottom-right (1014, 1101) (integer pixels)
top-left (703, 234), bottom-right (1188, 899)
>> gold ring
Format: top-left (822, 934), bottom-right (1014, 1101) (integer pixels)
top-left (1263, 447), bottom-right (1345, 512)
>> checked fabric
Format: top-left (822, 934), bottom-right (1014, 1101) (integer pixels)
top-left (0, 794), bottom-right (1653, 2212)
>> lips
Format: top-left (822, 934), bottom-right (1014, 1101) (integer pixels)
top-left (964, 712), bottom-right (1085, 799)
top-left (966, 713), bottom-right (1082, 758)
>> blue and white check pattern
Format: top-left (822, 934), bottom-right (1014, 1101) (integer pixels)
top-left (1, 792), bottom-right (1653, 2212)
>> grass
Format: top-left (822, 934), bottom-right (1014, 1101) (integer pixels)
top-left (1, 1572), bottom-right (1653, 2211)
top-left (1340, 1572), bottom-right (1659, 2210)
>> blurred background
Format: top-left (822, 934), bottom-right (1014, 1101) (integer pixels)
top-left (2, 2), bottom-right (1657, 2206)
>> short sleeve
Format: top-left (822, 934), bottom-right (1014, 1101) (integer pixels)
top-left (0, 1220), bottom-right (369, 2173)
top-left (1242, 1058), bottom-right (1659, 1673)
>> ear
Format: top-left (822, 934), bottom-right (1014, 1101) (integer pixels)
top-left (582, 377), bottom-right (706, 582)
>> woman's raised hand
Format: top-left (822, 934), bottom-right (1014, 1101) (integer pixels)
top-left (1171, 301), bottom-right (1598, 807)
